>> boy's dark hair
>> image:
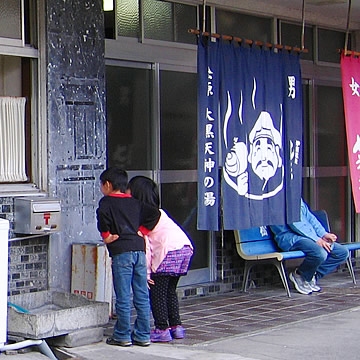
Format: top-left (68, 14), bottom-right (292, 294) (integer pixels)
top-left (128, 176), bottom-right (160, 208)
top-left (100, 167), bottom-right (128, 192)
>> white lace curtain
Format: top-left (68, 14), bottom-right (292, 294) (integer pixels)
top-left (0, 97), bottom-right (27, 182)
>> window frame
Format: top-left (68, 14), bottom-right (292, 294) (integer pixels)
top-left (0, 0), bottom-right (25, 47)
top-left (0, 0), bottom-right (47, 196)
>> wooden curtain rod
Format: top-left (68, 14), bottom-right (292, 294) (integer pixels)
top-left (338, 49), bottom-right (360, 57)
top-left (188, 29), bottom-right (309, 54)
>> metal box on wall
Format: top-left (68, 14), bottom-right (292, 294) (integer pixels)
top-left (14, 197), bottom-right (61, 234)
top-left (71, 243), bottom-right (113, 316)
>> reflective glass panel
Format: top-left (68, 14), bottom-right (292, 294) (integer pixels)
top-left (316, 85), bottom-right (346, 167)
top-left (316, 177), bottom-right (348, 241)
top-left (302, 84), bottom-right (310, 168)
top-left (173, 3), bottom-right (197, 44)
top-left (106, 66), bottom-right (152, 170)
top-left (24, 0), bottom-right (37, 46)
top-left (318, 28), bottom-right (346, 63)
top-left (160, 70), bottom-right (197, 170)
top-left (143, 0), bottom-right (197, 44)
top-left (199, 5), bottom-right (211, 34)
top-left (161, 182), bottom-right (209, 269)
top-left (116, 0), bottom-right (139, 38)
top-left (0, 0), bottom-right (22, 40)
top-left (280, 22), bottom-right (313, 61)
top-left (216, 10), bottom-right (271, 44)
top-left (144, 0), bottom-right (173, 42)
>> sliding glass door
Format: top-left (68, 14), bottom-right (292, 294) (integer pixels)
top-left (106, 61), bottom-right (212, 285)
top-left (302, 80), bottom-right (353, 242)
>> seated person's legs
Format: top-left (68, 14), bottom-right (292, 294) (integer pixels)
top-left (316, 243), bottom-right (349, 279)
top-left (290, 238), bottom-right (328, 282)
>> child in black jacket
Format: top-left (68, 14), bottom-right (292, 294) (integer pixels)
top-left (96, 168), bottom-right (160, 347)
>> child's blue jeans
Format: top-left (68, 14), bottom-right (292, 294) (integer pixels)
top-left (111, 251), bottom-right (150, 342)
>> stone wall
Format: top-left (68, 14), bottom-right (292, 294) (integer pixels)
top-left (8, 237), bottom-right (48, 296)
top-left (46, 0), bottom-right (106, 291)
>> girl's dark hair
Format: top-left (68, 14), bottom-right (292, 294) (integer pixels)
top-left (128, 176), bottom-right (160, 208)
top-left (100, 167), bottom-right (128, 192)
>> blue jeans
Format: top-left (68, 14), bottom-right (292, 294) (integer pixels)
top-left (290, 238), bottom-right (349, 282)
top-left (111, 251), bottom-right (150, 342)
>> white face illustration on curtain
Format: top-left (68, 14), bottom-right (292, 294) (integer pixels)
top-left (248, 111), bottom-right (282, 183)
top-left (223, 91), bottom-right (285, 199)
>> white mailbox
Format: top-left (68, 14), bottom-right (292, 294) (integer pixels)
top-left (15, 197), bottom-right (61, 234)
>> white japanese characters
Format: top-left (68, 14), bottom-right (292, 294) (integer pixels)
top-left (203, 66), bottom-right (217, 207)
top-left (349, 77), bottom-right (360, 97)
top-left (259, 226), bottom-right (268, 237)
top-left (207, 66), bottom-right (214, 96)
top-left (289, 139), bottom-right (301, 180)
top-left (288, 76), bottom-right (296, 99)
top-left (341, 56), bottom-right (360, 213)
top-left (353, 135), bottom-right (360, 187)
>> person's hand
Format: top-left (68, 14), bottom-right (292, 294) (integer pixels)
top-left (147, 278), bottom-right (154, 289)
top-left (322, 232), bottom-right (337, 243)
top-left (316, 238), bottom-right (332, 252)
top-left (103, 234), bottom-right (119, 244)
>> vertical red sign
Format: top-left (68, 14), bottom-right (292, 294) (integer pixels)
top-left (341, 53), bottom-right (360, 212)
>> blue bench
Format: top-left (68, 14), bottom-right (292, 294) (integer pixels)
top-left (234, 210), bottom-right (360, 297)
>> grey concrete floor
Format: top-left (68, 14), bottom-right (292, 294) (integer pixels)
top-left (3, 271), bottom-right (360, 360)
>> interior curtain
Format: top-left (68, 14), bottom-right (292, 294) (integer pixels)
top-left (0, 97), bottom-right (27, 182)
top-left (197, 38), bottom-right (303, 230)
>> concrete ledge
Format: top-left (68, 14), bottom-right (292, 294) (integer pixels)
top-left (8, 291), bottom-right (109, 339)
top-left (47, 327), bottom-right (104, 348)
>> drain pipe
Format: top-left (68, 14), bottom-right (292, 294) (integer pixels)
top-left (0, 339), bottom-right (57, 360)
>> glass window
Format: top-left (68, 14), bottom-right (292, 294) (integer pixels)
top-left (216, 10), bottom-right (272, 44)
top-left (24, 0), bottom-right (37, 46)
top-left (303, 176), bottom-right (349, 242)
top-left (160, 70), bottom-right (197, 170)
top-left (143, 0), bottom-right (197, 44)
top-left (198, 5), bottom-right (211, 34)
top-left (144, 0), bottom-right (173, 42)
top-left (173, 2), bottom-right (197, 44)
top-left (302, 84), bottom-right (310, 168)
top-left (317, 177), bottom-right (348, 241)
top-left (116, 0), bottom-right (140, 38)
top-left (0, 0), bottom-right (22, 40)
top-left (113, 0), bottom-right (197, 43)
top-left (161, 182), bottom-right (208, 270)
top-left (106, 65), bottom-right (152, 170)
top-left (280, 22), bottom-right (313, 61)
top-left (0, 55), bottom-right (32, 183)
top-left (316, 85), bottom-right (346, 167)
top-left (318, 28), bottom-right (346, 63)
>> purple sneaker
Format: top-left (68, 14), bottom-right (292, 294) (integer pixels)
top-left (170, 325), bottom-right (185, 339)
top-left (150, 328), bottom-right (172, 342)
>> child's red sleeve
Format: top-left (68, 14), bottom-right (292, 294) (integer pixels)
top-left (101, 231), bottom-right (110, 239)
top-left (139, 225), bottom-right (150, 235)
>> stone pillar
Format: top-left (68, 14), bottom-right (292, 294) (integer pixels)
top-left (46, 0), bottom-right (106, 291)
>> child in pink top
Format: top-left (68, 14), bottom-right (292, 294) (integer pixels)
top-left (127, 176), bottom-right (194, 343)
